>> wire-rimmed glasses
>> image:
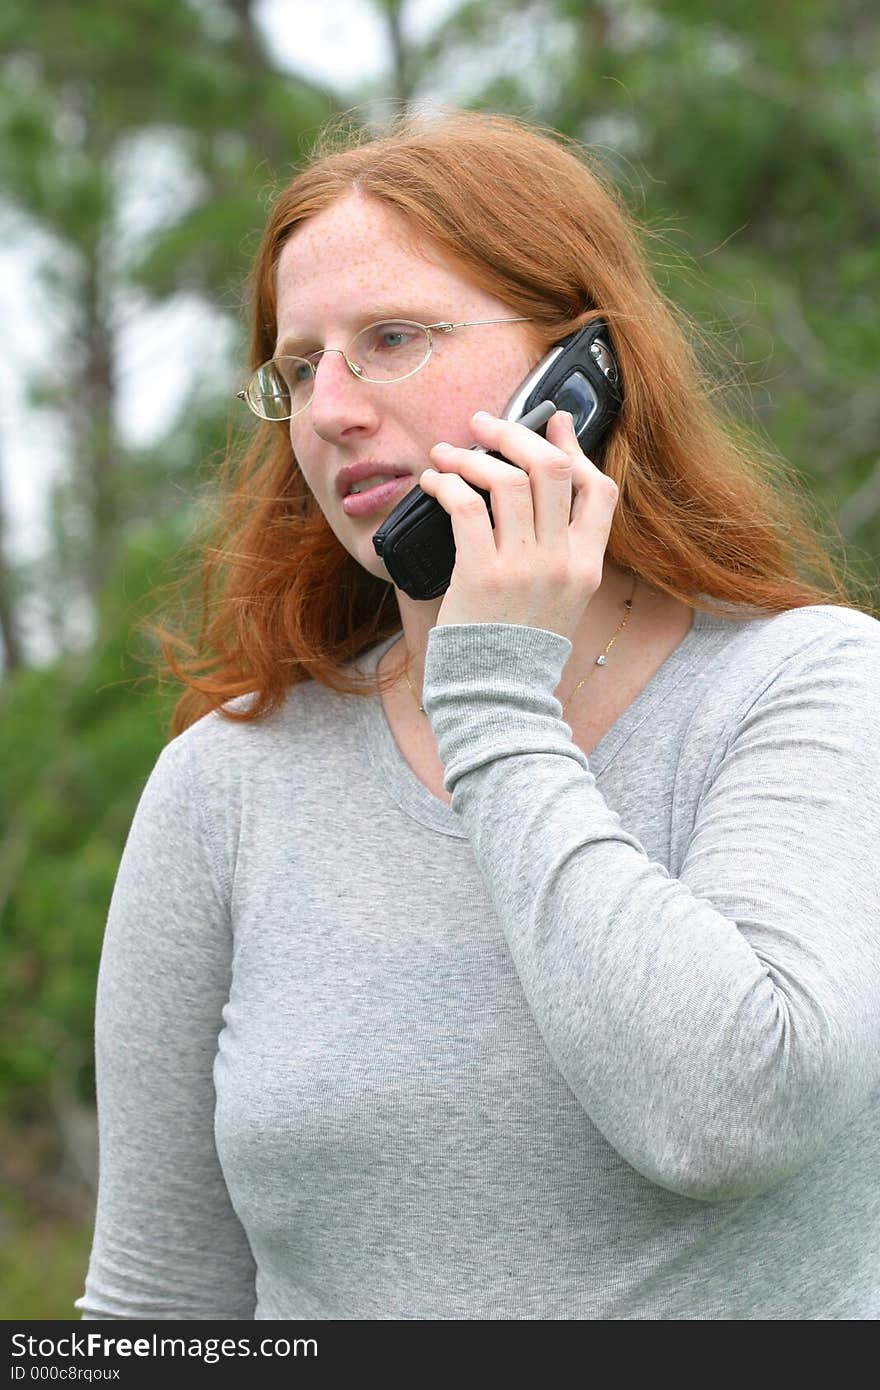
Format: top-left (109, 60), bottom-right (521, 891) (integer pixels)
top-left (236, 316), bottom-right (533, 421)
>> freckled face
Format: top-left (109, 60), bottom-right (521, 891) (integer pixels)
top-left (273, 191), bottom-right (542, 580)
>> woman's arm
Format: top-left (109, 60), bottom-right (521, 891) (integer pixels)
top-left (422, 611), bottom-right (880, 1201)
top-left (76, 732), bottom-right (256, 1319)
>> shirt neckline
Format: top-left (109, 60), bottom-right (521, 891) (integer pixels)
top-left (352, 603), bottom-right (729, 837)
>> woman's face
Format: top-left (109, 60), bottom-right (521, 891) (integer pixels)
top-left (274, 191), bottom-right (543, 582)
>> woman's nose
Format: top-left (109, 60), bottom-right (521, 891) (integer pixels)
top-left (307, 348), bottom-right (379, 440)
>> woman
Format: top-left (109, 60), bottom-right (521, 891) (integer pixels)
top-left (76, 108), bottom-right (880, 1320)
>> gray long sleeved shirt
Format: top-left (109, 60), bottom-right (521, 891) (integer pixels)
top-left (76, 599), bottom-right (880, 1320)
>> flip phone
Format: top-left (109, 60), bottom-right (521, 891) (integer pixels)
top-left (372, 316), bottom-right (622, 600)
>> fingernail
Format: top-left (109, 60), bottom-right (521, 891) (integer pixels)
top-left (472, 410), bottom-right (491, 421)
top-left (432, 441), bottom-right (453, 453)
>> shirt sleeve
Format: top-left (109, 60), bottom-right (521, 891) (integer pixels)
top-left (75, 730), bottom-right (257, 1319)
top-left (421, 616), bottom-right (880, 1202)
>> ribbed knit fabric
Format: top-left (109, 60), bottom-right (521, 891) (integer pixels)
top-left (76, 599), bottom-right (880, 1319)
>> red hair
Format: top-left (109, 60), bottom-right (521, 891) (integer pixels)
top-left (146, 107), bottom-right (876, 738)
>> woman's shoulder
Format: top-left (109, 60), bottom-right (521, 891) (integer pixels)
top-left (690, 599), bottom-right (880, 732)
top-left (139, 680), bottom-right (351, 867)
top-left (163, 666), bottom-right (370, 799)
top-left (153, 631), bottom-right (401, 786)
top-left (755, 601), bottom-right (876, 664)
top-left (169, 675), bottom-right (340, 755)
top-left (761, 601), bottom-right (880, 642)
top-left (699, 598), bottom-right (880, 669)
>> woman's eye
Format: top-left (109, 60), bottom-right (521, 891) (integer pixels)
top-left (366, 323), bottom-right (418, 352)
top-left (379, 329), bottom-right (410, 349)
top-left (276, 359), bottom-right (311, 386)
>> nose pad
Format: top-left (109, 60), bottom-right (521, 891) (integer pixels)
top-left (311, 347), bottom-right (355, 382)
top-left (310, 347), bottom-right (361, 400)
top-left (307, 348), bottom-right (377, 435)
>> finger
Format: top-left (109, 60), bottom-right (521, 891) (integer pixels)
top-left (417, 466), bottom-right (499, 570)
top-left (544, 409), bottom-right (617, 525)
top-left (543, 409), bottom-right (582, 459)
top-left (527, 410), bottom-right (580, 543)
top-left (470, 409), bottom-right (574, 470)
top-left (568, 453), bottom-right (620, 578)
top-left (427, 443), bottom-right (535, 550)
top-left (471, 410), bottom-right (577, 545)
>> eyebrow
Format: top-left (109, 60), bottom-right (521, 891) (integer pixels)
top-left (274, 306), bottom-right (445, 357)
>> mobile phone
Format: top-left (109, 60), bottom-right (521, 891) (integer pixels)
top-left (372, 317), bottom-right (622, 600)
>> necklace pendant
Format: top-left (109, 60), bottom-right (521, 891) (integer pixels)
top-left (596, 654), bottom-right (607, 666)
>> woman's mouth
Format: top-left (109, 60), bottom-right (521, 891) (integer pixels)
top-left (341, 475), bottom-right (413, 517)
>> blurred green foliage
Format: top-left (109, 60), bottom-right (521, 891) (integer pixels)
top-left (0, 521), bottom-right (186, 1120)
top-left (0, 0), bottom-right (878, 1316)
top-left (0, 518), bottom-right (196, 1316)
top-left (1, 1209), bottom-right (94, 1320)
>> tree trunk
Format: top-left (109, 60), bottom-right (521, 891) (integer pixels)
top-left (0, 441), bottom-right (24, 674)
top-left (76, 241), bottom-right (118, 605)
top-left (384, 0), bottom-right (415, 108)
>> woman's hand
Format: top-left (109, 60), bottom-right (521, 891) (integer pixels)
top-left (417, 408), bottom-right (620, 641)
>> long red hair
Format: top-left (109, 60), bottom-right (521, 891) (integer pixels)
top-left (146, 107), bottom-right (876, 738)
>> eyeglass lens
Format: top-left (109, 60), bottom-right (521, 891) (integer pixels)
top-left (248, 321), bottom-right (433, 420)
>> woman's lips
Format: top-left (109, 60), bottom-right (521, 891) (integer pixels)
top-left (341, 475), bottom-right (413, 517)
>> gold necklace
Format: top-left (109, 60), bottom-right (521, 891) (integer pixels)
top-left (401, 575), bottom-right (639, 716)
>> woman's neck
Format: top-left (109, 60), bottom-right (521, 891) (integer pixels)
top-left (386, 562), bottom-right (658, 713)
